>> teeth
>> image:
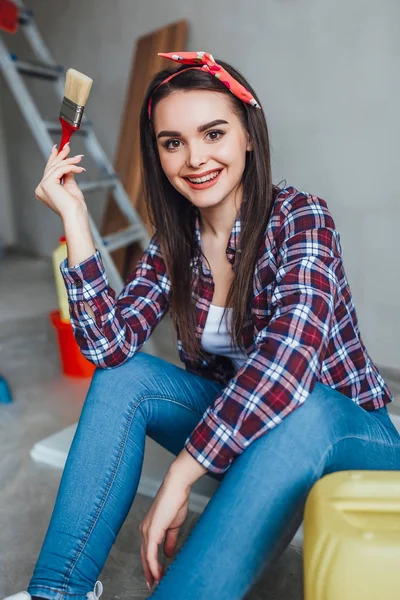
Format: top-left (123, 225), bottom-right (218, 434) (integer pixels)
top-left (187, 170), bottom-right (220, 184)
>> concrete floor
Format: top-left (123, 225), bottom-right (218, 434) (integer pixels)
top-left (1, 248), bottom-right (399, 600)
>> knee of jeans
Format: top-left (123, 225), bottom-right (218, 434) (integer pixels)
top-left (88, 351), bottom-right (164, 403)
top-left (293, 382), bottom-right (351, 438)
top-left (304, 382), bottom-right (359, 433)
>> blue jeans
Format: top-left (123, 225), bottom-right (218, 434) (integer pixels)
top-left (28, 352), bottom-right (400, 600)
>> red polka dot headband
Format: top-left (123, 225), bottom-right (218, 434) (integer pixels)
top-left (147, 51), bottom-right (262, 120)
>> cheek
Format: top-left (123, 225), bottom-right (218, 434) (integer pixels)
top-left (218, 135), bottom-right (246, 165)
top-left (159, 152), bottom-right (182, 178)
top-left (158, 154), bottom-right (187, 194)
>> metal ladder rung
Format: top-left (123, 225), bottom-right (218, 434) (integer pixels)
top-left (102, 224), bottom-right (146, 252)
top-left (10, 54), bottom-right (64, 80)
top-left (78, 175), bottom-right (120, 194)
top-left (17, 7), bottom-right (34, 26)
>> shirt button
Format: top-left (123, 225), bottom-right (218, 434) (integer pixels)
top-left (74, 279), bottom-right (82, 288)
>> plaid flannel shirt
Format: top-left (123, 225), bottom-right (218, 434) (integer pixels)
top-left (60, 185), bottom-right (393, 474)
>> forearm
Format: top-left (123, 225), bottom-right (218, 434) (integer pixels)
top-left (58, 228), bottom-right (170, 369)
top-left (61, 205), bottom-right (97, 318)
top-left (62, 204), bottom-right (96, 268)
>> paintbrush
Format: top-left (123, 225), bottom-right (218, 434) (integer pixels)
top-left (57, 68), bottom-right (93, 181)
top-left (0, 0), bottom-right (19, 33)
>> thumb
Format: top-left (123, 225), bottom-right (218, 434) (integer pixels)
top-left (164, 527), bottom-right (180, 557)
top-left (63, 170), bottom-right (75, 184)
top-left (62, 171), bottom-right (79, 192)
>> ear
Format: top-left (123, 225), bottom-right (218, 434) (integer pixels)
top-left (246, 137), bottom-right (254, 152)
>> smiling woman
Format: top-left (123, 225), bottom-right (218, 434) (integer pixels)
top-left (157, 117), bottom-right (228, 188)
top-left (141, 56), bottom-right (269, 360)
top-left (155, 103), bottom-right (250, 194)
top-left (18, 49), bottom-right (400, 600)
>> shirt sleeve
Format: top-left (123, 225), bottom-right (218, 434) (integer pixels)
top-left (59, 233), bottom-right (170, 368)
top-left (184, 193), bottom-right (342, 474)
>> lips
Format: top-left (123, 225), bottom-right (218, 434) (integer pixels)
top-left (183, 168), bottom-right (222, 182)
top-left (183, 168), bottom-right (224, 190)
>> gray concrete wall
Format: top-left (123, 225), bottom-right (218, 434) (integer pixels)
top-left (1, 0), bottom-right (398, 370)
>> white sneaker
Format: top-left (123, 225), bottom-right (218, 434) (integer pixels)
top-left (86, 581), bottom-right (103, 600)
top-left (3, 581), bottom-right (103, 600)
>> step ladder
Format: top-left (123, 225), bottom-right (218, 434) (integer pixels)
top-left (0, 0), bottom-right (156, 355)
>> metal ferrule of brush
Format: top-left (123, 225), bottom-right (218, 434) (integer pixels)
top-left (59, 96), bottom-right (85, 128)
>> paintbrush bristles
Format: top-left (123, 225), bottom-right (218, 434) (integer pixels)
top-left (64, 68), bottom-right (93, 107)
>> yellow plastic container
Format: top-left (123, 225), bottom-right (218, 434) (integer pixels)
top-left (304, 470), bottom-right (400, 599)
top-left (52, 235), bottom-right (70, 323)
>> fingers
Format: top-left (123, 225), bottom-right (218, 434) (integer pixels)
top-left (43, 146), bottom-right (84, 180)
top-left (140, 543), bottom-right (153, 590)
top-left (38, 165), bottom-right (85, 197)
top-left (164, 527), bottom-right (179, 558)
top-left (44, 142), bottom-right (70, 173)
top-left (45, 156), bottom-right (84, 180)
top-left (47, 163), bottom-right (85, 182)
top-left (44, 144), bottom-right (57, 171)
top-left (147, 539), bottom-right (163, 583)
top-left (140, 527), bottom-right (163, 590)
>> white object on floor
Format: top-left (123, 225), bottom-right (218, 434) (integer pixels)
top-left (30, 423), bottom-right (77, 469)
top-left (3, 580), bottom-right (103, 600)
top-left (86, 581), bottom-right (103, 600)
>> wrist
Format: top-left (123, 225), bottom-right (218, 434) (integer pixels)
top-left (61, 201), bottom-right (89, 225)
top-left (167, 448), bottom-right (208, 489)
top-left (62, 205), bottom-right (97, 267)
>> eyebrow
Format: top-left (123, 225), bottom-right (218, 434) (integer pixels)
top-left (157, 119), bottom-right (229, 139)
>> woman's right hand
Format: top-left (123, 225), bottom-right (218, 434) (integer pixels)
top-left (34, 143), bottom-right (87, 219)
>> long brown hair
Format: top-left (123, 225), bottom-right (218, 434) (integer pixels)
top-left (139, 59), bottom-right (279, 360)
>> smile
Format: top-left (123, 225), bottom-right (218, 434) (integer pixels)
top-left (184, 169), bottom-right (223, 189)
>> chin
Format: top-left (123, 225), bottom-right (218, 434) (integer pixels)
top-left (190, 193), bottom-right (229, 209)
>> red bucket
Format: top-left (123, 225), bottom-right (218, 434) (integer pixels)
top-left (49, 310), bottom-right (96, 378)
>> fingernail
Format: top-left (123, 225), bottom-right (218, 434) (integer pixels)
top-left (76, 154), bottom-right (84, 158)
top-left (146, 581), bottom-right (151, 592)
top-left (65, 142), bottom-right (70, 147)
top-left (52, 144), bottom-right (57, 150)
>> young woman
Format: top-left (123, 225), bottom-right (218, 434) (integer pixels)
top-left (9, 51), bottom-right (400, 600)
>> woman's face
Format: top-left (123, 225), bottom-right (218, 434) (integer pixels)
top-left (153, 89), bottom-right (253, 211)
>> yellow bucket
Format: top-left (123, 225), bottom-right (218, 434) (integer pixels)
top-left (304, 470), bottom-right (400, 599)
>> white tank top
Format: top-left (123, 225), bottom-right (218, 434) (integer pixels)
top-left (201, 304), bottom-right (248, 372)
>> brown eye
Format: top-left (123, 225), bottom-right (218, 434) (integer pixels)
top-left (162, 130), bottom-right (225, 151)
top-left (163, 139), bottom-right (181, 150)
top-left (207, 130), bottom-right (224, 141)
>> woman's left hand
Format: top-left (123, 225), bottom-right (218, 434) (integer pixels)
top-left (139, 472), bottom-right (191, 591)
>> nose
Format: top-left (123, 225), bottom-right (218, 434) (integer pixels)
top-left (186, 141), bottom-right (207, 169)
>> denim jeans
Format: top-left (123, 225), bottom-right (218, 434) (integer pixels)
top-left (27, 351), bottom-right (400, 600)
